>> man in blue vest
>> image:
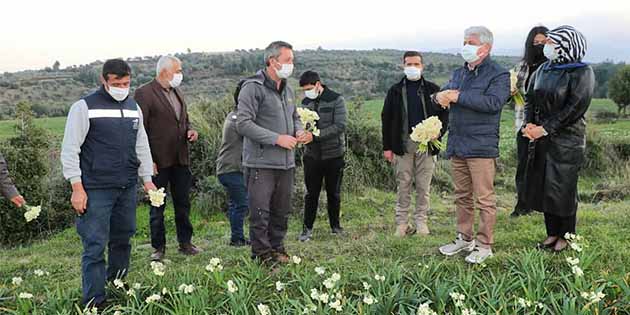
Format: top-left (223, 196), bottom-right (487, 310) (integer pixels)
top-left (61, 59), bottom-right (156, 309)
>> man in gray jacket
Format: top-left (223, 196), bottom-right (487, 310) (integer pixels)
top-left (236, 41), bottom-right (310, 264)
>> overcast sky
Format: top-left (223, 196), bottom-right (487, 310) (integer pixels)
top-left (1, 0), bottom-right (629, 72)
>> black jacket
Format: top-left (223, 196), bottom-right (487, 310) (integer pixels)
top-left (301, 86), bottom-right (347, 161)
top-left (518, 62), bottom-right (595, 216)
top-left (381, 77), bottom-right (448, 156)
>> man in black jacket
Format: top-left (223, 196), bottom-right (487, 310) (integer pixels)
top-left (381, 51), bottom-right (448, 237)
top-left (298, 71), bottom-right (347, 242)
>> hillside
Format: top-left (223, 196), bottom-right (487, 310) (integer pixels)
top-left (0, 49), bottom-right (520, 119)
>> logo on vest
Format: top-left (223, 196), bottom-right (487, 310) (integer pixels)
top-left (132, 119), bottom-right (139, 130)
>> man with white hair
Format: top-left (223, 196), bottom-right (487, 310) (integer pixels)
top-left (433, 26), bottom-right (510, 264)
top-left (135, 55), bottom-right (200, 261)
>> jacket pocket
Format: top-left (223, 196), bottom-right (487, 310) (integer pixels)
top-left (91, 148), bottom-right (122, 172)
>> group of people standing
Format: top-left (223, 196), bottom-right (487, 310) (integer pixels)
top-left (0, 23), bottom-right (589, 309)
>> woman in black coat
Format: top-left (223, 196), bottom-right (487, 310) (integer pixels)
top-left (512, 25), bottom-right (549, 217)
top-left (519, 25), bottom-right (595, 252)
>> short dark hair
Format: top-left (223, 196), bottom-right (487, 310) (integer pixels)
top-left (403, 51), bottom-right (423, 63)
top-left (102, 59), bottom-right (132, 81)
top-left (299, 71), bottom-right (321, 87)
top-left (264, 41), bottom-right (293, 66)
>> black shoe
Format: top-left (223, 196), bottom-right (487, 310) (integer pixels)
top-left (178, 243), bottom-right (202, 256)
top-left (331, 226), bottom-right (345, 235)
top-left (510, 208), bottom-right (533, 217)
top-left (299, 227), bottom-right (313, 242)
top-left (150, 247), bottom-right (165, 261)
top-left (229, 239), bottom-right (251, 247)
top-left (536, 242), bottom-right (555, 251)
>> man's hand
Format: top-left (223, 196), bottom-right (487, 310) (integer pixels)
top-left (143, 181), bottom-right (157, 193)
top-left (10, 195), bottom-right (26, 208)
top-left (445, 90), bottom-right (460, 103)
top-left (296, 130), bottom-right (313, 144)
top-left (383, 150), bottom-right (394, 163)
top-left (187, 130), bottom-right (199, 142)
top-left (153, 163), bottom-right (159, 176)
top-left (276, 135), bottom-right (298, 150)
top-left (436, 92), bottom-right (451, 109)
top-left (71, 182), bottom-right (88, 215)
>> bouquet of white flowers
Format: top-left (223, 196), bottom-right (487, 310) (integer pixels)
top-left (23, 205), bottom-right (42, 223)
top-left (148, 188), bottom-right (166, 207)
top-left (410, 116), bottom-right (444, 153)
top-left (297, 107), bottom-right (320, 137)
top-left (509, 69), bottom-right (526, 107)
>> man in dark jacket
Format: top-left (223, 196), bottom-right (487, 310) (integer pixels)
top-left (435, 26), bottom-right (510, 264)
top-left (381, 51), bottom-right (448, 238)
top-left (297, 71), bottom-right (347, 242)
top-left (135, 56), bottom-right (201, 261)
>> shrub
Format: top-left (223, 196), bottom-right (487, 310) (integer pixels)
top-left (0, 102), bottom-right (72, 245)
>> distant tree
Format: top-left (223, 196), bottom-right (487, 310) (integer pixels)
top-left (609, 65), bottom-right (630, 116)
top-left (187, 48), bottom-right (192, 54)
top-left (52, 61), bottom-right (60, 71)
top-left (593, 61), bottom-right (625, 98)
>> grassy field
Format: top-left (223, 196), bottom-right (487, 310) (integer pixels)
top-left (0, 117), bottom-right (66, 140)
top-left (0, 99), bottom-right (629, 314)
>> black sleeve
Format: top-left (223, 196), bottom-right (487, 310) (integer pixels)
top-left (541, 67), bottom-right (595, 135)
top-left (381, 88), bottom-right (394, 151)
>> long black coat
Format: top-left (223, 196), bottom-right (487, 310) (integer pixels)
top-left (517, 62), bottom-right (595, 217)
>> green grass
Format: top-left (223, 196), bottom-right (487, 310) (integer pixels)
top-left (0, 117), bottom-right (66, 139)
top-left (1, 192), bottom-right (629, 314)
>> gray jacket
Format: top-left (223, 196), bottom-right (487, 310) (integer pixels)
top-left (236, 70), bottom-right (303, 170)
top-left (301, 86), bottom-right (347, 160)
top-left (0, 153), bottom-right (19, 200)
top-left (216, 110), bottom-right (243, 175)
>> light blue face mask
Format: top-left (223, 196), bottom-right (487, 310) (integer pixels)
top-left (543, 44), bottom-right (559, 61)
top-left (461, 44), bottom-right (481, 63)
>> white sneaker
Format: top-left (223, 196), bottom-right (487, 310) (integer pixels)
top-left (465, 245), bottom-right (493, 264)
top-left (439, 234), bottom-right (475, 256)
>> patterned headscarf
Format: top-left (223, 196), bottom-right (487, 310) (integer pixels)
top-left (546, 25), bottom-right (587, 64)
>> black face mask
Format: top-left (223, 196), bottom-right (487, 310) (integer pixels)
top-left (531, 44), bottom-right (546, 64)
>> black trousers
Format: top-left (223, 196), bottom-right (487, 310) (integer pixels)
top-left (544, 213), bottom-right (576, 237)
top-left (303, 156), bottom-right (345, 230)
top-left (246, 168), bottom-right (294, 259)
top-left (150, 165), bottom-right (194, 249)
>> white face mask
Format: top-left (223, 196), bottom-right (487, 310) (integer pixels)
top-left (275, 61), bottom-right (294, 79)
top-left (461, 44), bottom-right (481, 63)
top-left (169, 73), bottom-right (183, 88)
top-left (304, 87), bottom-right (320, 100)
top-left (543, 44), bottom-right (559, 61)
top-left (107, 85), bottom-right (129, 101)
top-left (404, 67), bottom-right (423, 81)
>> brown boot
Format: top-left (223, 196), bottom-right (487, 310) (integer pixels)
top-left (178, 243), bottom-right (201, 256)
top-left (272, 251), bottom-right (290, 264)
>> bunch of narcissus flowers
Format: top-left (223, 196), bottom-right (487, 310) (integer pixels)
top-left (148, 188), bottom-right (166, 207)
top-left (509, 69), bottom-right (525, 107)
top-left (23, 205), bottom-right (42, 223)
top-left (410, 116), bottom-right (443, 153)
top-left (297, 107), bottom-right (320, 137)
